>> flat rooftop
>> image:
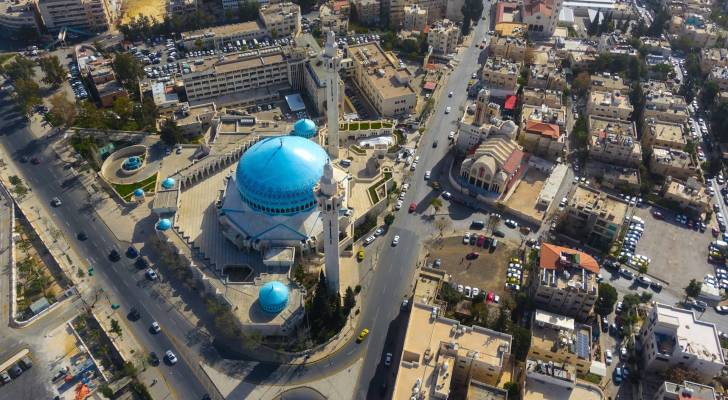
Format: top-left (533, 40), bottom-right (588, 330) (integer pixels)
top-left (653, 303), bottom-right (724, 365)
top-left (588, 115), bottom-right (635, 138)
top-left (524, 378), bottom-right (603, 400)
top-left (185, 47), bottom-right (286, 75)
top-left (413, 268), bottom-right (447, 305)
top-left (646, 119), bottom-right (685, 145)
top-left (181, 20), bottom-right (263, 40)
top-left (589, 90), bottom-right (633, 111)
top-left (569, 185), bottom-right (628, 224)
top-left (348, 42), bottom-right (416, 99)
top-left (393, 303), bottom-right (511, 400)
top-left (652, 147), bottom-right (694, 170)
top-left (590, 73), bottom-right (628, 91)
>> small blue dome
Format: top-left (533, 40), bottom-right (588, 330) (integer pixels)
top-left (236, 136), bottom-right (328, 215)
top-left (133, 188), bottom-right (144, 197)
top-left (259, 281), bottom-right (289, 313)
top-left (157, 218), bottom-right (172, 231)
top-left (292, 119), bottom-right (317, 138)
top-left (161, 177), bottom-right (176, 189)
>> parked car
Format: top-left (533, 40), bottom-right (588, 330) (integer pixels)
top-left (605, 350), bottom-right (613, 365)
top-left (165, 350), bottom-right (178, 364)
top-left (392, 235), bottom-right (400, 246)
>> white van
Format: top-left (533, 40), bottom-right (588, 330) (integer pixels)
top-left (631, 216), bottom-right (644, 224)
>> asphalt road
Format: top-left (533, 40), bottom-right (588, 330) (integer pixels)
top-left (0, 98), bottom-right (207, 399)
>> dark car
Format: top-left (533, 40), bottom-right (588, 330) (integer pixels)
top-left (650, 281), bottom-right (663, 291)
top-left (135, 256), bottom-right (150, 269)
top-left (466, 252), bottom-right (480, 260)
top-left (8, 364), bottom-right (22, 378)
top-left (77, 232), bottom-right (88, 241)
top-left (493, 230), bottom-right (505, 238)
top-left (128, 307), bottom-right (141, 321)
top-left (126, 246), bottom-right (139, 258)
top-left (30, 157), bottom-right (40, 165)
top-left (149, 352), bottom-right (160, 366)
top-left (109, 249), bottom-right (121, 262)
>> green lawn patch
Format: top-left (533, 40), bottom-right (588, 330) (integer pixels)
top-left (367, 171), bottom-right (393, 204)
top-left (349, 122), bottom-right (359, 131)
top-left (383, 122), bottom-right (393, 128)
top-left (359, 121), bottom-right (370, 130)
top-left (370, 122), bottom-right (382, 129)
top-left (350, 145), bottom-right (366, 155)
top-left (577, 372), bottom-right (602, 385)
top-left (113, 173), bottom-right (158, 201)
top-left (340, 123), bottom-right (349, 131)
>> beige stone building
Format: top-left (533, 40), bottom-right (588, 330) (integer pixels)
top-left (319, 2), bottom-right (348, 35)
top-left (527, 62), bottom-right (566, 90)
top-left (528, 309), bottom-right (593, 374)
top-left (700, 48), bottom-right (728, 74)
top-left (662, 177), bottom-right (711, 215)
top-left (481, 57), bottom-right (520, 97)
top-left (36, 0), bottom-right (114, 32)
top-left (348, 42), bottom-right (417, 117)
top-left (351, 0), bottom-right (379, 25)
top-left (642, 119), bottom-right (686, 150)
top-left (427, 19), bottom-right (460, 55)
top-left (590, 73), bottom-right (629, 93)
top-left (520, 104), bottom-right (566, 160)
top-left (392, 301), bottom-right (512, 399)
top-left (586, 89), bottom-right (633, 120)
top-left (388, 0), bottom-right (407, 28)
top-left (588, 116), bottom-right (641, 167)
top-left (259, 2), bottom-right (301, 37)
top-left (643, 84), bottom-right (689, 125)
top-left (533, 244), bottom-right (599, 320)
top-left (459, 135), bottom-right (524, 196)
top-left (653, 380), bottom-right (717, 400)
top-left (708, 66), bottom-right (728, 91)
top-left (403, 4), bottom-right (428, 32)
top-left (488, 36), bottom-right (527, 63)
top-left (0, 0), bottom-right (39, 32)
top-left (650, 147), bottom-right (699, 180)
top-left (560, 185), bottom-right (629, 250)
top-left (521, 0), bottom-right (561, 37)
top-left (522, 87), bottom-right (563, 108)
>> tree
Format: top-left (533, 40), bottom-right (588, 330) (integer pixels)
top-left (384, 213), bottom-right (395, 225)
top-left (572, 72), bottom-right (591, 96)
top-left (438, 283), bottom-right (461, 308)
top-left (510, 325), bottom-right (532, 361)
top-left (3, 56), bottom-right (36, 82)
top-left (504, 382), bottom-right (521, 400)
top-left (49, 93), bottom-right (77, 129)
top-left (14, 78), bottom-right (41, 114)
top-left (596, 283), bottom-right (618, 316)
top-left (343, 286), bottom-right (356, 314)
top-left (98, 384), bottom-right (114, 398)
top-left (112, 53), bottom-right (144, 91)
top-left (429, 198), bottom-right (443, 214)
top-left (572, 114), bottom-right (589, 149)
top-left (684, 279), bottom-right (702, 299)
top-left (700, 81), bottom-right (720, 110)
top-left (160, 118), bottom-right (184, 145)
top-left (665, 366), bottom-right (701, 384)
top-left (637, 264), bottom-right (648, 275)
top-left (39, 55), bottom-right (66, 87)
top-left (647, 7), bottom-right (669, 36)
top-left (110, 319), bottom-right (122, 336)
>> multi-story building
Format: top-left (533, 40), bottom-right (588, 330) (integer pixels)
top-left (351, 0), bottom-right (379, 25)
top-left (481, 57), bottom-right (520, 98)
top-left (533, 244), bottom-right (599, 320)
top-left (522, 87), bottom-right (562, 108)
top-left (528, 309), bottom-right (593, 374)
top-left (458, 135), bottom-right (524, 196)
top-left (427, 19), bottom-right (459, 55)
top-left (640, 36), bottom-right (672, 56)
top-left (347, 42), bottom-right (417, 117)
top-left (650, 147), bottom-right (699, 180)
top-left (590, 73), bottom-right (629, 93)
top-left (388, 0), bottom-right (407, 28)
top-left (586, 89), bottom-right (633, 120)
top-left (527, 62), bottom-right (566, 90)
top-left (699, 47), bottom-right (728, 74)
top-left (166, 0), bottom-right (196, 16)
top-left (35, 0), bottom-right (114, 32)
top-left (521, 0), bottom-right (561, 37)
top-left (259, 1), bottom-right (301, 37)
top-left (488, 36), bottom-right (527, 62)
top-left (297, 35), bottom-right (344, 116)
top-left (403, 4), bottom-right (427, 32)
top-left (417, 0), bottom-right (446, 23)
top-left (181, 46), bottom-right (306, 107)
top-left (639, 303), bottom-right (725, 382)
top-left (520, 104), bottom-right (566, 160)
top-left (560, 185), bottom-right (628, 249)
top-left (643, 83), bottom-right (689, 125)
top-left (392, 301), bottom-right (512, 399)
top-left (0, 0), bottom-right (39, 33)
top-left (588, 116), bottom-right (641, 167)
top-left (653, 380), bottom-right (717, 400)
top-left (662, 177), bottom-right (711, 215)
top-left (319, 2), bottom-right (348, 34)
top-left (708, 66), bottom-right (728, 91)
top-left (642, 119), bottom-right (686, 150)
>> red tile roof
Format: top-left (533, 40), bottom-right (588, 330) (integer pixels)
top-left (539, 243), bottom-right (600, 274)
top-left (523, 0), bottom-right (555, 18)
top-left (525, 120), bottom-right (560, 139)
top-left (502, 149), bottom-right (524, 175)
top-left (495, 2), bottom-right (518, 23)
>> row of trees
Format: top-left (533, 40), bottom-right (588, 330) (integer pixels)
top-left (307, 272), bottom-right (356, 344)
top-left (460, 0), bottom-right (484, 36)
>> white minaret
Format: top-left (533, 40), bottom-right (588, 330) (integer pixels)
top-left (323, 30), bottom-right (341, 159)
top-left (317, 161), bottom-right (342, 294)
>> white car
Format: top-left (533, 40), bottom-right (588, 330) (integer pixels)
top-left (401, 183), bottom-right (409, 192)
top-left (457, 284), bottom-right (464, 293)
top-left (392, 235), bottom-right (400, 246)
top-left (472, 287), bottom-right (480, 297)
top-left (395, 200), bottom-right (403, 210)
top-left (448, 131), bottom-right (455, 139)
top-left (374, 227), bottom-right (385, 236)
top-left (146, 268), bottom-right (158, 280)
top-left (463, 232), bottom-right (471, 244)
top-left (442, 191), bottom-right (452, 200)
top-left (605, 350), bottom-right (613, 365)
top-left (445, 106), bottom-right (451, 114)
top-left (364, 236), bottom-right (376, 245)
top-left (151, 321), bottom-right (161, 333)
top-left (384, 352), bottom-right (393, 366)
top-left (165, 350), bottom-right (178, 364)
top-left (424, 171), bottom-right (431, 180)
top-left (448, 91), bottom-right (453, 97)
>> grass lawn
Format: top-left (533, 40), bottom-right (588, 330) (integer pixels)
top-left (113, 173), bottom-right (158, 201)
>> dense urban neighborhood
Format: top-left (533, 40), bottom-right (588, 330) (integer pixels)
top-left (2, 0), bottom-right (728, 399)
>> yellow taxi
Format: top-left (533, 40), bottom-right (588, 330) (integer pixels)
top-left (357, 328), bottom-right (370, 342)
top-left (357, 249), bottom-right (365, 261)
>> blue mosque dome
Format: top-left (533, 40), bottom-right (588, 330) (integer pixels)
top-left (236, 136), bottom-right (328, 215)
top-left (258, 281), bottom-right (289, 313)
top-left (292, 119), bottom-right (317, 138)
top-left (161, 177), bottom-right (176, 189)
top-left (133, 188), bottom-right (144, 197)
top-left (157, 218), bottom-right (172, 231)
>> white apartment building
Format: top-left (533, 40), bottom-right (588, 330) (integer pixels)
top-left (639, 303), bottom-right (725, 381)
top-left (403, 4), bottom-right (428, 32)
top-left (36, 0), bottom-right (114, 32)
top-left (427, 19), bottom-right (459, 55)
top-left (586, 89), bottom-right (633, 120)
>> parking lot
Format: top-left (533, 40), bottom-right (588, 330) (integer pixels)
top-left (632, 206), bottom-right (713, 285)
top-left (425, 236), bottom-right (519, 301)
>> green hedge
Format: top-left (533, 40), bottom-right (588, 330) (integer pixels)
top-left (113, 173), bottom-right (158, 200)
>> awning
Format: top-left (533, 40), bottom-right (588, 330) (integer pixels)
top-left (423, 81), bottom-right (437, 91)
top-left (284, 93), bottom-right (306, 112)
top-left (504, 95), bottom-right (517, 110)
